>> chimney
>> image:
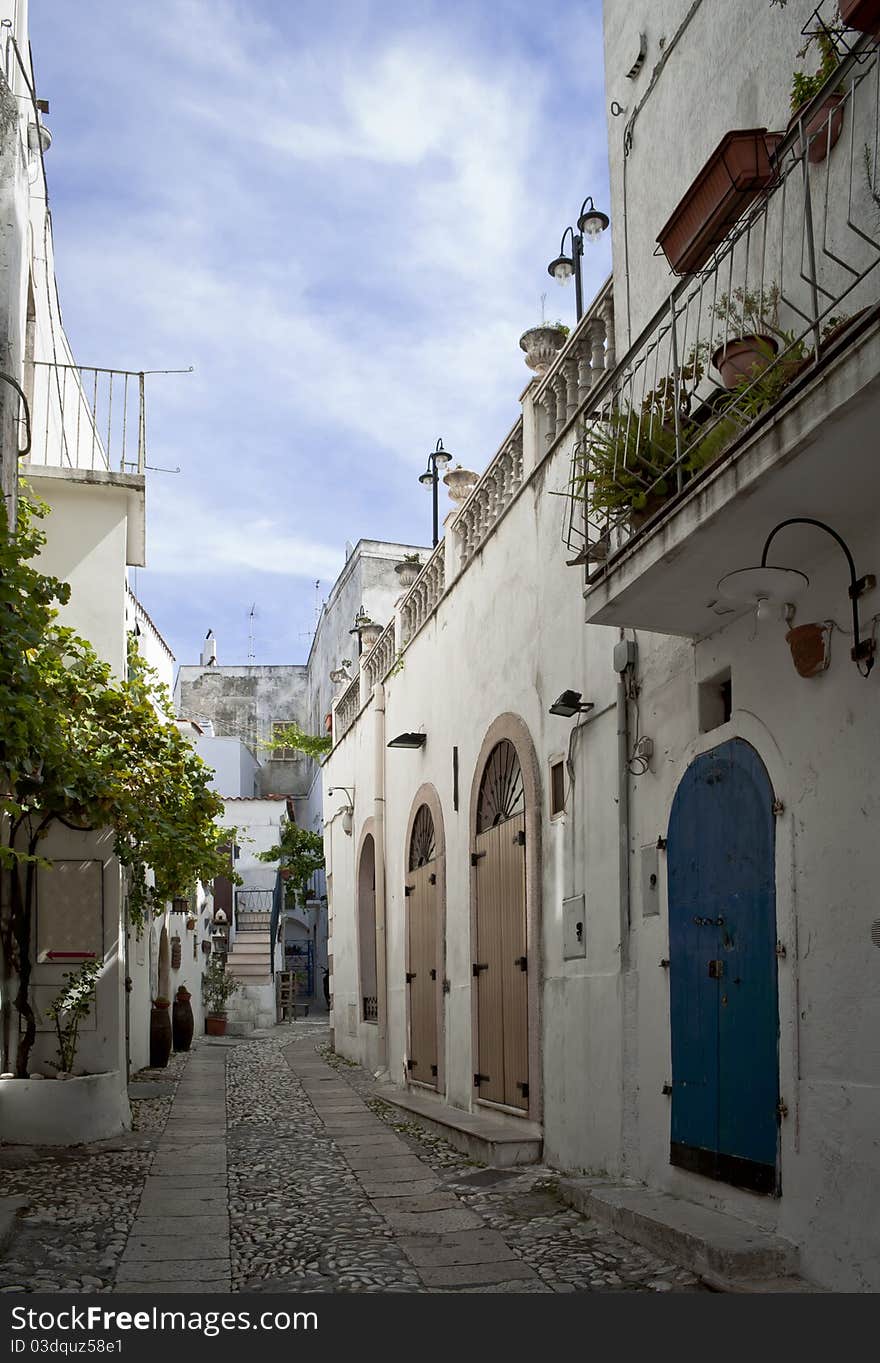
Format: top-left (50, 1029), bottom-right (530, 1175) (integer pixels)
top-left (200, 630), bottom-right (217, 667)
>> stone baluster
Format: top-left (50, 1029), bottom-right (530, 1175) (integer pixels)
top-left (601, 290), bottom-right (616, 373)
top-left (510, 430), bottom-right (524, 488)
top-left (589, 315), bottom-right (607, 387)
top-left (552, 374), bottom-right (567, 437)
top-left (563, 357), bottom-right (580, 423)
top-left (577, 341), bottom-right (592, 405)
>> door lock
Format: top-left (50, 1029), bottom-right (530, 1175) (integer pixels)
top-left (707, 959), bottom-right (724, 979)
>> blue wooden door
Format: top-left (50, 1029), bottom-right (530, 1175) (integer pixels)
top-left (667, 739), bottom-right (779, 1195)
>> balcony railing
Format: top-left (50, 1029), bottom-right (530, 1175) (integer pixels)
top-left (363, 620), bottom-right (397, 689)
top-left (334, 674), bottom-right (362, 742)
top-left (564, 36), bottom-right (880, 567)
top-left (399, 538), bottom-right (445, 645)
top-left (27, 361), bottom-right (146, 474)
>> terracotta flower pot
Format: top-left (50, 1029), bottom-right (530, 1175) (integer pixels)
top-left (629, 490), bottom-right (670, 531)
top-left (205, 1014), bottom-right (227, 1037)
top-left (657, 129), bottom-right (782, 276)
top-left (839, 0), bottom-right (880, 38)
top-left (786, 623), bottom-right (831, 678)
top-left (711, 333), bottom-right (779, 388)
top-left (789, 91), bottom-right (845, 164)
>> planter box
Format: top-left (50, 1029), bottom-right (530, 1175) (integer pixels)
top-left (657, 129), bottom-right (782, 275)
top-left (0, 1071), bottom-right (130, 1145)
top-left (839, 0), bottom-right (880, 37)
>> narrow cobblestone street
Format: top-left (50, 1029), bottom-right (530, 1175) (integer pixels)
top-left (0, 1023), bottom-right (703, 1294)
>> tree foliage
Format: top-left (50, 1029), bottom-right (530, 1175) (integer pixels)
top-left (258, 820), bottom-right (325, 907)
top-left (0, 494), bottom-right (232, 1073)
top-left (262, 720), bottom-right (331, 762)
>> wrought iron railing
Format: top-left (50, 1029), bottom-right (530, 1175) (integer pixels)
top-left (27, 361), bottom-right (146, 474)
top-left (564, 35), bottom-right (880, 566)
top-left (235, 886), bottom-right (274, 930)
top-left (363, 995), bottom-right (378, 1022)
top-left (269, 872), bottom-right (283, 980)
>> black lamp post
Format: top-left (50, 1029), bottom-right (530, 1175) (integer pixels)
top-left (418, 438), bottom-right (453, 547)
top-left (547, 196), bottom-right (610, 323)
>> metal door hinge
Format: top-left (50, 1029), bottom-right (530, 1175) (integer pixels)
top-left (515, 955), bottom-right (528, 972)
top-left (430, 1064), bottom-right (438, 1077)
top-left (472, 962), bottom-right (488, 976)
top-left (775, 941), bottom-right (787, 958)
top-left (406, 1058), bottom-right (414, 1071)
top-left (657, 835), bottom-right (668, 850)
top-left (659, 958), bottom-right (670, 969)
top-left (429, 872), bottom-right (437, 885)
top-left (777, 1099), bottom-right (789, 1120)
top-left (708, 959), bottom-right (724, 979)
top-left (515, 829), bottom-right (526, 846)
top-left (442, 977), bottom-right (450, 994)
top-left (470, 850), bottom-right (486, 866)
top-left (405, 971), bottom-right (416, 983)
top-left (662, 1082), bottom-right (673, 1096)
top-left (404, 884), bottom-right (413, 897)
top-left (516, 1081), bottom-right (529, 1098)
top-left (474, 1072), bottom-right (489, 1087)
top-left (772, 799), bottom-right (785, 815)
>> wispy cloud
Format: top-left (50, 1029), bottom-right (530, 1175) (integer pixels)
top-left (32, 0), bottom-right (609, 664)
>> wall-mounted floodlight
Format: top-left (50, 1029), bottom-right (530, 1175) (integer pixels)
top-left (387, 732), bottom-right (427, 749)
top-left (549, 690), bottom-right (595, 718)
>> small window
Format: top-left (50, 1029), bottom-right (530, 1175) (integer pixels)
top-left (698, 668), bottom-right (733, 733)
top-left (550, 758), bottom-right (566, 817)
top-left (272, 721), bottom-right (298, 760)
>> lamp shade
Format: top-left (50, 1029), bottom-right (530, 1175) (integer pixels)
top-left (716, 565), bottom-right (810, 604)
top-left (548, 254), bottom-right (574, 284)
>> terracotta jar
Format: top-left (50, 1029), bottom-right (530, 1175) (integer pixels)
top-left (172, 986), bottom-right (194, 1052)
top-left (149, 1000), bottom-right (172, 1068)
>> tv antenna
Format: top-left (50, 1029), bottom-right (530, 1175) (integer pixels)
top-left (247, 604), bottom-right (256, 663)
top-left (298, 581), bottom-right (322, 641)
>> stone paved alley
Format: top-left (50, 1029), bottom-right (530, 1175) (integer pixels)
top-left (0, 1022), bottom-right (703, 1294)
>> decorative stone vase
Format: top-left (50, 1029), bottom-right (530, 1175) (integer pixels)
top-left (359, 622), bottom-right (383, 651)
top-left (839, 0), bottom-right (880, 38)
top-left (205, 1014), bottom-right (227, 1037)
top-left (711, 333), bottom-right (779, 388)
top-left (442, 464), bottom-right (479, 505)
top-left (519, 324), bottom-right (568, 374)
top-left (172, 986), bottom-right (194, 1052)
top-left (789, 91), bottom-right (845, 165)
top-left (656, 129), bottom-right (782, 275)
top-left (149, 1000), bottom-right (173, 1068)
top-left (394, 560), bottom-right (422, 587)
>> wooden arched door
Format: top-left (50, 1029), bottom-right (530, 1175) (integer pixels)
top-left (405, 805), bottom-right (440, 1086)
top-left (473, 740), bottom-right (528, 1110)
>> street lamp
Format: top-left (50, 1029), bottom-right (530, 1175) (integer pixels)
top-left (419, 438), bottom-right (453, 547)
top-left (547, 196), bottom-right (610, 323)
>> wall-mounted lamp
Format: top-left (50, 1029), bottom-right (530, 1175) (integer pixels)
top-left (328, 786), bottom-right (355, 835)
top-left (718, 517), bottom-right (875, 676)
top-left (549, 690), bottom-right (595, 718)
top-left (387, 732), bottom-right (427, 749)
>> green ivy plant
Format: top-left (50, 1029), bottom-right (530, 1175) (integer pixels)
top-left (258, 822), bottom-right (325, 909)
top-left (262, 720), bottom-right (332, 762)
top-left (44, 958), bottom-right (102, 1073)
top-left (0, 494), bottom-right (234, 1075)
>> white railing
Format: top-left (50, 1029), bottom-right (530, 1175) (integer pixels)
top-left (364, 621), bottom-right (397, 688)
top-left (399, 539), bottom-right (446, 645)
top-left (454, 420), bottom-right (525, 570)
top-left (27, 361), bottom-right (146, 474)
top-left (533, 276), bottom-right (615, 450)
top-left (334, 675), bottom-right (362, 742)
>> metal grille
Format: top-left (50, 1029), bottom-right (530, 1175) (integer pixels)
top-left (363, 995), bottom-right (378, 1021)
top-left (28, 361), bottom-right (146, 474)
top-left (409, 804), bottom-right (437, 870)
top-left (476, 740), bottom-right (525, 832)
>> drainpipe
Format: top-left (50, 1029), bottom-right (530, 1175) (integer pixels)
top-left (613, 634), bottom-right (634, 968)
top-left (374, 682), bottom-right (389, 1074)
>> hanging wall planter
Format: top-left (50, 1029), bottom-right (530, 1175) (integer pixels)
top-left (839, 0), bottom-right (880, 38)
top-left (786, 623), bottom-right (832, 678)
top-left (789, 91), bottom-right (845, 164)
top-left (657, 129), bottom-right (782, 275)
top-left (711, 333), bottom-right (780, 388)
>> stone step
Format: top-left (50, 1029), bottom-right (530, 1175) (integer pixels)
top-left (227, 966), bottom-right (272, 981)
top-left (557, 1181), bottom-right (818, 1290)
top-left (227, 948), bottom-right (270, 961)
top-left (237, 916), bottom-right (271, 928)
top-left (377, 1086), bottom-right (542, 1167)
top-left (232, 930), bottom-right (270, 943)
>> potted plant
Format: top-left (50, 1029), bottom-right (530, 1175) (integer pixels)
top-left (709, 285), bottom-right (783, 388)
top-left (394, 553), bottom-right (423, 587)
top-left (44, 959), bottom-right (102, 1075)
top-left (203, 954), bottom-right (239, 1036)
top-left (657, 129), bottom-right (782, 275)
top-left (519, 320), bottom-right (569, 374)
top-left (839, 0), bottom-right (880, 39)
top-left (788, 28), bottom-right (845, 163)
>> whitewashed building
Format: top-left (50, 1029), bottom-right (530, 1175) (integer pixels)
top-left (323, 0), bottom-right (880, 1291)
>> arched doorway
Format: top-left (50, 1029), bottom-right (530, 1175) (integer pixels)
top-left (667, 738), bottom-right (780, 1194)
top-left (472, 738), bottom-right (529, 1110)
top-left (357, 834), bottom-right (377, 1023)
top-left (404, 800), bottom-right (442, 1088)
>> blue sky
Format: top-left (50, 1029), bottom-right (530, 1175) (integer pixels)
top-left (31, 0), bottom-right (610, 666)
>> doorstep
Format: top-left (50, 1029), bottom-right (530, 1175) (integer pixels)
top-left (376, 1086), bottom-right (542, 1167)
top-left (558, 1180), bottom-right (821, 1292)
